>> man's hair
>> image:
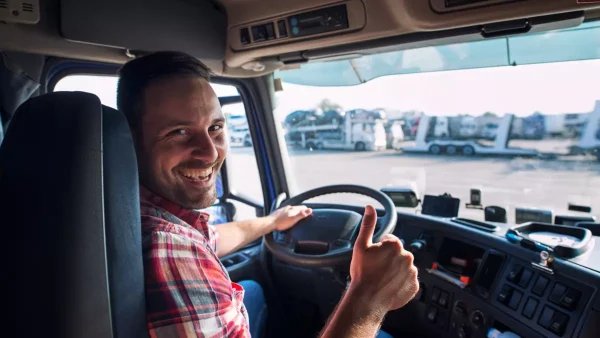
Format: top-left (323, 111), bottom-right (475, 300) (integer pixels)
top-left (117, 51), bottom-right (212, 132)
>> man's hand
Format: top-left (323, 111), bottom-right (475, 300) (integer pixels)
top-left (269, 205), bottom-right (312, 231)
top-left (318, 205), bottom-right (419, 338)
top-left (348, 205), bottom-right (419, 313)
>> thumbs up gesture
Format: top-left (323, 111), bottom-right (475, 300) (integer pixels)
top-left (349, 205), bottom-right (419, 312)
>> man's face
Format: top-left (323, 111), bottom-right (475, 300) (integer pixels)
top-left (137, 77), bottom-right (227, 209)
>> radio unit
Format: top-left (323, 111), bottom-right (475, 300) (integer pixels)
top-left (287, 4), bottom-right (349, 38)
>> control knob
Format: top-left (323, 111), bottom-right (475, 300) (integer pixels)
top-left (408, 239), bottom-right (427, 253)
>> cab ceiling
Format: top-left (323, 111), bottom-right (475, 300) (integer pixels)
top-left (0, 0), bottom-right (598, 77)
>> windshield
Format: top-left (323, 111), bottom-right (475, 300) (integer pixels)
top-left (274, 21), bottom-right (600, 222)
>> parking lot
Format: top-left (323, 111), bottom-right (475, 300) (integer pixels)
top-left (226, 145), bottom-right (600, 223)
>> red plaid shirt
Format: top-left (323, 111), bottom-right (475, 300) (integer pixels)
top-left (140, 186), bottom-right (250, 338)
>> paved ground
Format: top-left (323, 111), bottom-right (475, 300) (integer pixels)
top-left (226, 145), bottom-right (600, 223)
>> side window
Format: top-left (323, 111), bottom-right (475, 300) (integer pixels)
top-left (54, 75), bottom-right (264, 224)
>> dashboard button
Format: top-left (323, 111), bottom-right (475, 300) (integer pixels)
top-left (277, 20), bottom-right (288, 38)
top-left (426, 307), bottom-right (438, 322)
top-left (264, 22), bottom-right (275, 40)
top-left (518, 269), bottom-right (533, 288)
top-left (457, 324), bottom-right (471, 338)
top-left (251, 25), bottom-right (267, 42)
top-left (497, 284), bottom-right (513, 304)
top-left (549, 283), bottom-right (568, 304)
top-left (549, 310), bottom-right (569, 336)
top-left (538, 306), bottom-right (555, 329)
top-left (454, 301), bottom-right (467, 317)
top-left (507, 265), bottom-right (523, 284)
top-left (240, 28), bottom-right (250, 45)
top-left (508, 290), bottom-right (522, 310)
top-left (522, 297), bottom-right (539, 319)
top-left (439, 291), bottom-right (449, 308)
top-left (532, 276), bottom-right (550, 296)
top-left (559, 288), bottom-right (581, 311)
top-left (432, 287), bottom-right (441, 303)
top-left (471, 310), bottom-right (485, 328)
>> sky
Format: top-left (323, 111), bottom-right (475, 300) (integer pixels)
top-left (54, 58), bottom-right (600, 120)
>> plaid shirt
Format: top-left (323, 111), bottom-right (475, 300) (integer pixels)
top-left (140, 186), bottom-right (250, 338)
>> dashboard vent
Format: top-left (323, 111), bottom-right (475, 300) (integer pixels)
top-left (431, 0), bottom-right (523, 13)
top-left (21, 2), bottom-right (33, 12)
top-left (0, 0), bottom-right (39, 23)
top-left (445, 0), bottom-right (489, 7)
top-left (451, 218), bottom-right (498, 233)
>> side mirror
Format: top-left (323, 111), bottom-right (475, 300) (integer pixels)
top-left (380, 187), bottom-right (420, 208)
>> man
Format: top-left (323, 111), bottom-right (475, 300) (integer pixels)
top-left (117, 51), bottom-right (419, 338)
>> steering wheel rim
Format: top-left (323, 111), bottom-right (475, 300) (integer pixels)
top-left (264, 184), bottom-right (397, 267)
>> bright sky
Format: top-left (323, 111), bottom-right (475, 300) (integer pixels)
top-left (273, 59), bottom-right (600, 118)
top-left (54, 59), bottom-right (600, 120)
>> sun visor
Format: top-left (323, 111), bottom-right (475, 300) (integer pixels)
top-left (60, 0), bottom-right (227, 61)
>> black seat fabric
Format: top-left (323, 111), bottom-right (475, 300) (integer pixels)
top-left (0, 92), bottom-right (148, 338)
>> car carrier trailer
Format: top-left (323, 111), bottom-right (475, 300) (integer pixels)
top-left (401, 114), bottom-right (538, 157)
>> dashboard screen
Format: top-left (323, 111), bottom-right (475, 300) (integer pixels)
top-left (422, 195), bottom-right (460, 218)
top-left (515, 207), bottom-right (553, 224)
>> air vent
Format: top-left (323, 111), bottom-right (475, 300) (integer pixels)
top-left (445, 0), bottom-right (489, 7)
top-left (22, 2), bottom-right (33, 12)
top-left (451, 217), bottom-right (498, 232)
top-left (0, 0), bottom-right (39, 24)
top-left (431, 0), bottom-right (523, 13)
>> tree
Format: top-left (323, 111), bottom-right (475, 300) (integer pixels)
top-left (317, 98), bottom-right (342, 112)
top-left (482, 111), bottom-right (497, 118)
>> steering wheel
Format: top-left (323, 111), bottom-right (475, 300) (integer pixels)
top-left (264, 184), bottom-right (397, 267)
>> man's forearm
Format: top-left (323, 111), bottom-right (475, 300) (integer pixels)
top-left (215, 216), bottom-right (275, 257)
top-left (320, 285), bottom-right (386, 338)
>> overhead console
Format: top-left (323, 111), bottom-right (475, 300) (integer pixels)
top-left (229, 0), bottom-right (366, 51)
top-left (222, 0), bottom-right (600, 73)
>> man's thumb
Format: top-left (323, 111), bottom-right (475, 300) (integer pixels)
top-left (355, 205), bottom-right (377, 249)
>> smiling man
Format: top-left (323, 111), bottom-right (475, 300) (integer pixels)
top-left (117, 51), bottom-right (313, 337)
top-left (117, 51), bottom-right (417, 338)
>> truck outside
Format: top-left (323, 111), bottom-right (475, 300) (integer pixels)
top-left (284, 108), bottom-right (387, 151)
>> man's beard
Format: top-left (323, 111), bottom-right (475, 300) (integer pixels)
top-left (175, 183), bottom-right (218, 210)
top-left (173, 158), bottom-right (222, 209)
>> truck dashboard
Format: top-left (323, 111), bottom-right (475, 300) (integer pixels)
top-left (273, 203), bottom-right (600, 338)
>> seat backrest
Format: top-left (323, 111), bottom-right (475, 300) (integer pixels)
top-left (0, 92), bottom-right (148, 338)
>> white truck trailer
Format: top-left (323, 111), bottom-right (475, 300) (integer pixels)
top-left (286, 114), bottom-right (387, 151)
top-left (401, 114), bottom-right (538, 157)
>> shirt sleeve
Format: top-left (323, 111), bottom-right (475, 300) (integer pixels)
top-left (144, 230), bottom-right (249, 338)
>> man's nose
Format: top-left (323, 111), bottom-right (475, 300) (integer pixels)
top-left (189, 132), bottom-right (219, 162)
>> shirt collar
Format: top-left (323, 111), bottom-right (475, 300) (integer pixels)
top-left (140, 185), bottom-right (210, 227)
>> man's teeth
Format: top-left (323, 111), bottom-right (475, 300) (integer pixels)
top-left (180, 168), bottom-right (213, 180)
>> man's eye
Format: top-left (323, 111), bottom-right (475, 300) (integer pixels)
top-left (168, 129), bottom-right (188, 136)
top-left (209, 125), bottom-right (223, 132)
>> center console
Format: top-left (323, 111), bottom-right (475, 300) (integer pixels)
top-left (383, 213), bottom-right (600, 338)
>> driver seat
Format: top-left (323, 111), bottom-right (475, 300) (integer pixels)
top-left (0, 92), bottom-right (148, 338)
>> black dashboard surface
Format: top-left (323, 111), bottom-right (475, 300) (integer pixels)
top-left (288, 203), bottom-right (600, 338)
